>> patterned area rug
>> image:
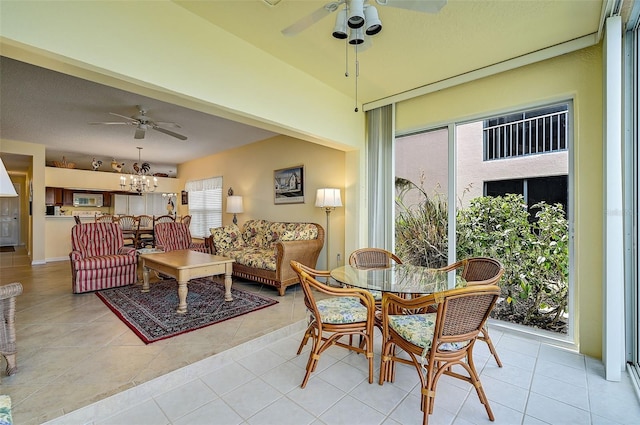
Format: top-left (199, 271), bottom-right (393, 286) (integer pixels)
top-left (96, 278), bottom-right (278, 344)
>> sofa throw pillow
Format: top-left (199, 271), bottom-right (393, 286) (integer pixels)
top-left (243, 219), bottom-right (270, 248)
top-left (211, 223), bottom-right (245, 255)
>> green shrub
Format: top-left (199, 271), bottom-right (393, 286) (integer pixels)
top-left (396, 185), bottom-right (569, 332)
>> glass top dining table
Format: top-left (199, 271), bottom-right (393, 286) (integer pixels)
top-left (330, 264), bottom-right (461, 295)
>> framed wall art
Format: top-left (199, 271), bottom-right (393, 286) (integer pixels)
top-left (274, 165), bottom-right (304, 204)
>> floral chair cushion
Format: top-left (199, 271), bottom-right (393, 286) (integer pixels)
top-left (313, 297), bottom-right (369, 324)
top-left (224, 248), bottom-right (277, 271)
top-left (0, 395), bottom-right (12, 425)
top-left (210, 224), bottom-right (245, 255)
top-left (388, 313), bottom-right (469, 354)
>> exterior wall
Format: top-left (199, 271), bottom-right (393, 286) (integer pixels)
top-left (395, 45), bottom-right (604, 359)
top-left (177, 135), bottom-right (346, 270)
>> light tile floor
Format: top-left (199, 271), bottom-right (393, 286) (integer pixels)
top-left (2, 247), bottom-right (640, 424)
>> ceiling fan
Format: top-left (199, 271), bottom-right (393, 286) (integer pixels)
top-left (89, 105), bottom-right (188, 141)
top-left (281, 0), bottom-right (447, 37)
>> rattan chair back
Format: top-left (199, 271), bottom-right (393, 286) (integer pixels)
top-left (349, 248), bottom-right (402, 269)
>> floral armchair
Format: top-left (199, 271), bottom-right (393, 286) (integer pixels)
top-left (69, 223), bottom-right (137, 293)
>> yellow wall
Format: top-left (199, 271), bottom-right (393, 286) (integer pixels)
top-left (45, 167), bottom-right (181, 194)
top-left (178, 135), bottom-right (346, 270)
top-left (1, 139), bottom-right (46, 263)
top-left (395, 45), bottom-right (604, 358)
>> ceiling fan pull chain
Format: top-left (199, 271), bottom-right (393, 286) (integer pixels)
top-left (354, 44), bottom-right (359, 112)
top-left (344, 36), bottom-right (349, 77)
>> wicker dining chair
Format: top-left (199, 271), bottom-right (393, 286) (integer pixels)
top-left (95, 214), bottom-right (114, 223)
top-left (113, 215), bottom-right (138, 247)
top-left (379, 284), bottom-right (501, 425)
top-left (436, 257), bottom-right (505, 366)
top-left (135, 215), bottom-right (154, 248)
top-left (348, 248), bottom-right (403, 269)
top-left (349, 247), bottom-right (403, 308)
top-left (0, 282), bottom-right (23, 383)
top-left (180, 215), bottom-right (192, 227)
top-left (290, 260), bottom-right (376, 389)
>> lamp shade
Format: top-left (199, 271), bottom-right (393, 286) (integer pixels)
top-left (364, 5), bottom-right (382, 35)
top-left (0, 158), bottom-right (17, 197)
top-left (347, 0), bottom-right (365, 28)
top-left (332, 9), bottom-right (348, 39)
top-left (226, 195), bottom-right (244, 214)
top-left (315, 188), bottom-right (342, 208)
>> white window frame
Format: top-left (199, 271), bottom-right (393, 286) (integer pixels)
top-left (185, 176), bottom-right (223, 238)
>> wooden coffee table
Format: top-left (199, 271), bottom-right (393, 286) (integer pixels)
top-left (140, 249), bottom-right (234, 314)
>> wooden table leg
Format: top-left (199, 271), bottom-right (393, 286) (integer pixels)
top-left (224, 262), bottom-right (234, 301)
top-left (177, 280), bottom-right (188, 314)
top-left (141, 266), bottom-right (150, 293)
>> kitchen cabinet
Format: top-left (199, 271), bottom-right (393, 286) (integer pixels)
top-left (63, 189), bottom-right (74, 206)
top-left (114, 193), bottom-right (164, 215)
top-left (45, 187), bottom-right (63, 205)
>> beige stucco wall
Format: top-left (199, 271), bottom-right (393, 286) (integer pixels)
top-left (177, 135), bottom-right (346, 270)
top-left (395, 45), bottom-right (603, 359)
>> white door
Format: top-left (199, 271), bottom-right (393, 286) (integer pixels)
top-left (0, 183), bottom-right (20, 246)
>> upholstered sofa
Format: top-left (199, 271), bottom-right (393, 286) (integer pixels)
top-left (206, 219), bottom-right (324, 295)
top-left (70, 223), bottom-right (137, 293)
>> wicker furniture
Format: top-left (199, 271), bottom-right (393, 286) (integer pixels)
top-left (291, 261), bottom-right (376, 388)
top-left (95, 214), bottom-right (114, 223)
top-left (0, 282), bottom-right (22, 382)
top-left (379, 285), bottom-right (501, 425)
top-left (114, 215), bottom-right (138, 246)
top-left (206, 220), bottom-right (324, 296)
top-left (154, 222), bottom-right (208, 253)
top-left (436, 257), bottom-right (505, 366)
top-left (348, 248), bottom-right (403, 305)
top-left (135, 215), bottom-right (154, 248)
top-left (69, 223), bottom-right (138, 293)
top-left (348, 248), bottom-right (403, 269)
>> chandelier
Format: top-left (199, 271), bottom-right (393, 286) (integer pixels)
top-left (119, 147), bottom-right (158, 194)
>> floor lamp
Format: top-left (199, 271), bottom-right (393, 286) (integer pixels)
top-left (315, 188), bottom-right (342, 271)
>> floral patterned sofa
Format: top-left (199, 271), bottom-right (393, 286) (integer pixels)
top-left (206, 219), bottom-right (324, 296)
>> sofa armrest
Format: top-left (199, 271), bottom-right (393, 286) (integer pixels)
top-left (204, 235), bottom-right (217, 254)
top-left (70, 251), bottom-right (83, 261)
top-left (274, 239), bottom-right (324, 283)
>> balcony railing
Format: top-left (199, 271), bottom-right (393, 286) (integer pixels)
top-left (484, 110), bottom-right (568, 160)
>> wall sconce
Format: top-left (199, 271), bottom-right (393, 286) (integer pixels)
top-left (227, 195), bottom-right (244, 225)
top-left (315, 188), bottom-right (342, 269)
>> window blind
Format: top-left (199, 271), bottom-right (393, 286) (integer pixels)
top-left (185, 176), bottom-right (223, 238)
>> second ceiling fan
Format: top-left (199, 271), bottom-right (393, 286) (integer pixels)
top-left (90, 105), bottom-right (188, 141)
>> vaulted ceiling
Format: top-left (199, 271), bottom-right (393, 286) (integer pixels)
top-left (0, 0), bottom-right (605, 174)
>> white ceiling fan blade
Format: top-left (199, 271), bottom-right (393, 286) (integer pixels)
top-left (109, 112), bottom-right (137, 122)
top-left (154, 121), bottom-right (182, 128)
top-left (376, 0), bottom-right (446, 14)
top-left (152, 125), bottom-right (188, 141)
top-left (281, 1), bottom-right (343, 37)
